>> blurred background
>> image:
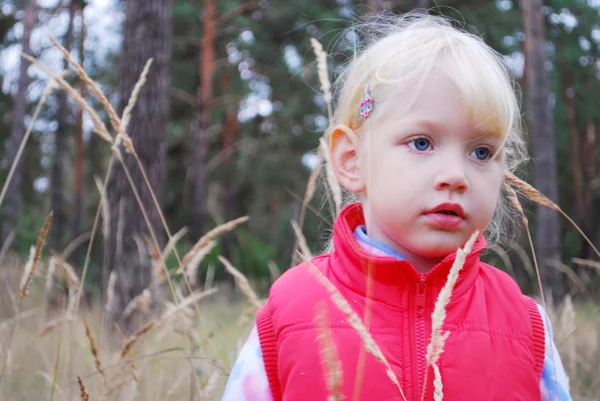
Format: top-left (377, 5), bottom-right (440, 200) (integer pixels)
top-left (0, 0), bottom-right (599, 398)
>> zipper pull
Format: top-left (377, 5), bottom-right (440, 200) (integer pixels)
top-left (416, 276), bottom-right (426, 317)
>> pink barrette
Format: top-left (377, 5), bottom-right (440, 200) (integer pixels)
top-left (359, 80), bottom-right (374, 118)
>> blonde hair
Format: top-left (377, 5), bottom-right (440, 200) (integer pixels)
top-left (323, 12), bottom-right (528, 245)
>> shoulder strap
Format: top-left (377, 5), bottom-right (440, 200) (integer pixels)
top-left (256, 302), bottom-right (282, 401)
top-left (523, 296), bottom-right (546, 379)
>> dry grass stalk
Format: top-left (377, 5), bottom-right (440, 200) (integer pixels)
top-left (504, 171), bottom-right (558, 211)
top-left (61, 232), bottom-right (92, 261)
top-left (94, 175), bottom-right (110, 238)
top-left (18, 246), bottom-right (35, 294)
top-left (121, 58), bottom-right (153, 135)
top-left (119, 288), bottom-right (218, 358)
top-left (77, 376), bottom-right (90, 401)
top-left (432, 364), bottom-right (443, 401)
top-left (320, 138), bottom-right (342, 214)
top-left (114, 323), bottom-right (140, 384)
top-left (105, 270), bottom-right (117, 314)
top-left (308, 262), bottom-right (407, 401)
top-left (19, 211), bottom-right (53, 305)
top-left (504, 183), bottom-right (528, 226)
top-left (315, 303), bottom-right (343, 401)
top-left (310, 37), bottom-right (333, 122)
top-left (505, 171), bottom-right (600, 259)
top-left (176, 240), bottom-right (215, 276)
top-left (50, 250), bottom-right (80, 289)
top-left (572, 258), bottom-right (600, 272)
top-left (422, 231), bottom-right (479, 401)
top-left (291, 219), bottom-right (313, 259)
top-left (120, 321), bottom-right (156, 358)
top-left (38, 315), bottom-right (75, 337)
top-left (122, 288), bottom-right (152, 320)
top-left (183, 241), bottom-right (216, 287)
top-left (83, 320), bottom-right (108, 388)
top-left (50, 36), bottom-right (122, 136)
top-left (158, 227), bottom-right (188, 278)
top-left (198, 371), bottom-right (220, 400)
top-left (0, 74), bottom-right (62, 212)
top-left (21, 54), bottom-right (112, 143)
top-left (181, 216), bottom-right (249, 267)
top-left (218, 256), bottom-right (263, 309)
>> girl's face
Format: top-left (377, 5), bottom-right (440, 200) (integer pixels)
top-left (332, 72), bottom-right (506, 272)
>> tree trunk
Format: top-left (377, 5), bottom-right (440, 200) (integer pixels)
top-left (70, 1), bottom-right (85, 266)
top-left (2, 0), bottom-right (36, 248)
top-left (50, 0), bottom-right (77, 252)
top-left (191, 0), bottom-right (216, 241)
top-left (520, 0), bottom-right (564, 301)
top-left (106, 0), bottom-right (173, 332)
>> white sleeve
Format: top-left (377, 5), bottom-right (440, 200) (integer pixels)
top-left (221, 325), bottom-right (274, 401)
top-left (537, 304), bottom-right (572, 401)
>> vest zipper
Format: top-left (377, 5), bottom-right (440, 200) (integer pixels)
top-left (414, 275), bottom-right (427, 401)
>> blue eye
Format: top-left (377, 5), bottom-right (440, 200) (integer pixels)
top-left (472, 147), bottom-right (491, 161)
top-left (409, 138), bottom-right (432, 152)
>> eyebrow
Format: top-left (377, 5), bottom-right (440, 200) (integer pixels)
top-left (414, 118), bottom-right (505, 143)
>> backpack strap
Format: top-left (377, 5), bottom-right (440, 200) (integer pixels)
top-left (524, 296), bottom-right (546, 380)
top-left (256, 302), bottom-right (282, 401)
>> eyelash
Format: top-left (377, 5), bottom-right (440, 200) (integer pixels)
top-left (405, 136), bottom-right (496, 162)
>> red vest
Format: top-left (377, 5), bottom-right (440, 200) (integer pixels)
top-left (257, 203), bottom-right (545, 401)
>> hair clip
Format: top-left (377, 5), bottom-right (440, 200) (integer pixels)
top-left (359, 80), bottom-right (374, 118)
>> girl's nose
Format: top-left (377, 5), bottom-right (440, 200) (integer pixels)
top-left (434, 156), bottom-right (469, 193)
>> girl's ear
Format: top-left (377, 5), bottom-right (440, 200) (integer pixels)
top-left (329, 124), bottom-right (365, 194)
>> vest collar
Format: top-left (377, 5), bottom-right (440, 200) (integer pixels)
top-left (331, 203), bottom-right (486, 294)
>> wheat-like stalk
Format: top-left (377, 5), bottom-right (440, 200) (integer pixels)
top-left (19, 211), bottom-right (53, 305)
top-left (83, 319), bottom-right (108, 388)
top-left (218, 256), bottom-right (263, 309)
top-left (432, 363), bottom-right (443, 401)
top-left (77, 376), bottom-right (90, 401)
top-left (505, 171), bottom-right (600, 259)
top-left (122, 288), bottom-right (152, 319)
top-left (50, 36), bottom-right (122, 137)
top-left (308, 262), bottom-right (407, 401)
top-left (21, 54), bottom-right (112, 143)
top-left (422, 231), bottom-right (478, 401)
top-left (180, 216), bottom-right (249, 268)
top-left (310, 38), bottom-right (333, 122)
top-left (315, 303), bottom-right (344, 401)
top-left (121, 58), bottom-right (153, 135)
top-left (176, 240), bottom-right (215, 276)
top-left (320, 138), bottom-right (342, 214)
top-left (38, 315), bottom-right (75, 337)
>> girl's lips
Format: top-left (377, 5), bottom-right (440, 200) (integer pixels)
top-left (422, 212), bottom-right (465, 230)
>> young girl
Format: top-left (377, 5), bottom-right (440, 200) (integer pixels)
top-left (222, 13), bottom-right (572, 401)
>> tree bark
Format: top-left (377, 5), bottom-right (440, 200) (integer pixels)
top-left (50, 0), bottom-right (77, 252)
top-left (520, 0), bottom-right (564, 300)
top-left (191, 0), bottom-right (216, 241)
top-left (2, 0), bottom-right (36, 248)
top-left (106, 0), bottom-right (173, 332)
top-left (70, 1), bottom-right (85, 266)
